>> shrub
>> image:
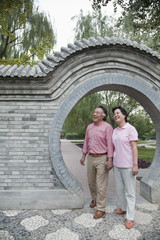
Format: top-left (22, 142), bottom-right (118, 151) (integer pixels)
top-left (138, 158), bottom-right (151, 169)
top-left (66, 133), bottom-right (84, 140)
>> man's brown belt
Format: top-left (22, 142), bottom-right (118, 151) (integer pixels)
top-left (89, 153), bottom-right (107, 157)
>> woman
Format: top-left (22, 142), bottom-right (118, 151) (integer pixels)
top-left (112, 106), bottom-right (138, 229)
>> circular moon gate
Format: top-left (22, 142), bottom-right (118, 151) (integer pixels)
top-left (0, 37), bottom-right (159, 209)
top-left (49, 42), bottom-right (160, 205)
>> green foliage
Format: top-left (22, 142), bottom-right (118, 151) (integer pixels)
top-left (102, 91), bottom-right (155, 139)
top-left (21, 11), bottom-right (55, 58)
top-left (129, 112), bottom-right (155, 140)
top-left (0, 0), bottom-right (55, 66)
top-left (90, 0), bottom-right (111, 11)
top-left (0, 36), bottom-right (55, 66)
top-left (72, 10), bottom-right (118, 40)
top-left (101, 91), bottom-right (140, 128)
top-left (0, 0), bottom-right (33, 58)
top-left (90, 0), bottom-right (160, 51)
top-left (63, 90), bottom-right (155, 140)
top-left (65, 133), bottom-right (84, 140)
top-left (0, 0), bottom-right (33, 29)
top-left (63, 92), bottom-right (103, 138)
top-left (138, 147), bottom-right (155, 162)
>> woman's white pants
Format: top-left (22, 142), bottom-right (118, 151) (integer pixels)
top-left (114, 166), bottom-right (136, 220)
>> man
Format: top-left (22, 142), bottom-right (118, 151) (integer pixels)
top-left (80, 105), bottom-right (113, 219)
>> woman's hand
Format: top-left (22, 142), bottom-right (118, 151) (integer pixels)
top-left (132, 164), bottom-right (138, 176)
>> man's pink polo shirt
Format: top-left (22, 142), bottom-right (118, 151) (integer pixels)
top-left (82, 121), bottom-right (113, 158)
top-left (112, 122), bottom-right (138, 168)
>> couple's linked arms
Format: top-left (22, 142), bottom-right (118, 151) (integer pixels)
top-left (105, 157), bottom-right (113, 170)
top-left (80, 154), bottom-right (113, 171)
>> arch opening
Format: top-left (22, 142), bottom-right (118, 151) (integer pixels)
top-left (49, 74), bottom-right (160, 204)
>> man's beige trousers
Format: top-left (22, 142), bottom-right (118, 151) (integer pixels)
top-left (87, 154), bottom-right (109, 212)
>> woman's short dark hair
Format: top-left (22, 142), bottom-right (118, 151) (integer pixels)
top-left (97, 105), bottom-right (107, 121)
top-left (112, 106), bottom-right (128, 122)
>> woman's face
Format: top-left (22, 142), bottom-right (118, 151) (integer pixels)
top-left (113, 108), bottom-right (126, 125)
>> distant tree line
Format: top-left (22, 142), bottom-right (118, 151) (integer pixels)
top-left (62, 92), bottom-right (155, 140)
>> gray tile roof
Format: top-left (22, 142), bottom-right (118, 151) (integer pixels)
top-left (0, 37), bottom-right (160, 78)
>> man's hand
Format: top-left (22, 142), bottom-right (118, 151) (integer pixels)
top-left (105, 158), bottom-right (113, 170)
top-left (80, 154), bottom-right (86, 166)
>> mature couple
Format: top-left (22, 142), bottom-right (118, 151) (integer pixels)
top-left (80, 105), bottom-right (138, 229)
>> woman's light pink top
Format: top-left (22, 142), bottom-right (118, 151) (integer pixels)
top-left (112, 122), bottom-right (138, 168)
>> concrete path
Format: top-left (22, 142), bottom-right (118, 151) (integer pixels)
top-left (0, 140), bottom-right (159, 240)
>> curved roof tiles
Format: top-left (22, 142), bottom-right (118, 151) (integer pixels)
top-left (0, 37), bottom-right (160, 78)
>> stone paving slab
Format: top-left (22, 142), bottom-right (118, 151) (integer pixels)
top-left (0, 140), bottom-right (159, 240)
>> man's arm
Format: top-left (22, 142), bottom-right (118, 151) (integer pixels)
top-left (80, 153), bottom-right (86, 166)
top-left (80, 127), bottom-right (88, 166)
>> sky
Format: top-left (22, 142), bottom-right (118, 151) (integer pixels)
top-left (35, 0), bottom-right (120, 52)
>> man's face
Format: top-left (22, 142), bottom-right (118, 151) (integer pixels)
top-left (93, 108), bottom-right (104, 124)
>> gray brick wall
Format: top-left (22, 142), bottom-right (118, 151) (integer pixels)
top-left (0, 39), bottom-right (160, 208)
top-left (0, 101), bottom-right (63, 190)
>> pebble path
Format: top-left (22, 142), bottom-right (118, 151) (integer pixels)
top-left (0, 195), bottom-right (160, 240)
top-left (0, 141), bottom-right (159, 240)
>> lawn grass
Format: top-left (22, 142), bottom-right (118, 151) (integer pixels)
top-left (138, 141), bottom-right (156, 146)
top-left (138, 147), bottom-right (155, 162)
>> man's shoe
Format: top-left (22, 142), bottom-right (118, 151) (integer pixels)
top-left (116, 208), bottom-right (126, 215)
top-left (90, 200), bottom-right (96, 208)
top-left (125, 220), bottom-right (133, 229)
top-left (93, 210), bottom-right (105, 219)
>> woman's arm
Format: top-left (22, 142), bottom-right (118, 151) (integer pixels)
top-left (131, 141), bottom-right (138, 176)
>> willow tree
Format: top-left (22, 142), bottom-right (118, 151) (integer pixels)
top-left (90, 0), bottom-right (160, 51)
top-left (0, 0), bottom-right (56, 65)
top-left (72, 9), bottom-right (118, 40)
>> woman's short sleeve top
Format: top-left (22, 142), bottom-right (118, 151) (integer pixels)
top-left (112, 122), bottom-right (138, 168)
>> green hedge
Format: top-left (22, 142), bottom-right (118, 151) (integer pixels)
top-left (65, 133), bottom-right (85, 140)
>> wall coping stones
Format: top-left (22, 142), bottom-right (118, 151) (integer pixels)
top-left (0, 37), bottom-right (160, 79)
